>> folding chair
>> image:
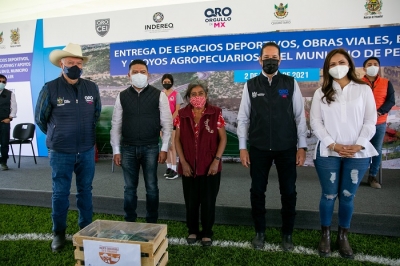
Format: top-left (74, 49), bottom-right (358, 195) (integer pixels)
top-left (9, 123), bottom-right (37, 168)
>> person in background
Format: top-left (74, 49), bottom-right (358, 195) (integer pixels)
top-left (310, 48), bottom-right (377, 259)
top-left (0, 74), bottom-right (17, 171)
top-left (362, 56), bottom-right (395, 189)
top-left (237, 42), bottom-right (308, 251)
top-left (161, 74), bottom-right (183, 180)
top-left (175, 80), bottom-right (227, 247)
top-left (110, 59), bottom-right (172, 224)
top-left (35, 43), bottom-right (101, 252)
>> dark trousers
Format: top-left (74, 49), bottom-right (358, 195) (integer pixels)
top-left (182, 172), bottom-right (221, 238)
top-left (0, 122), bottom-right (10, 164)
top-left (249, 146), bottom-right (297, 235)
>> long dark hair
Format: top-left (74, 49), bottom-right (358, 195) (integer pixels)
top-left (161, 73), bottom-right (174, 85)
top-left (321, 48), bottom-right (367, 104)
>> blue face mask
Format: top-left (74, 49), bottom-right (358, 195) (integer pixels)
top-left (63, 65), bottom-right (82, 79)
top-left (0, 83), bottom-right (5, 90)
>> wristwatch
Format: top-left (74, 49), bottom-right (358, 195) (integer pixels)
top-left (299, 147), bottom-right (307, 151)
top-left (214, 156), bottom-right (221, 161)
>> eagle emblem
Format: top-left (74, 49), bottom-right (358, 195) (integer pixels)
top-left (274, 3), bottom-right (288, 19)
top-left (10, 28), bottom-right (20, 45)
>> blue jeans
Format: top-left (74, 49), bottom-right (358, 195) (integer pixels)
top-left (121, 144), bottom-right (159, 223)
top-left (249, 146), bottom-right (297, 235)
top-left (49, 146), bottom-right (95, 232)
top-left (0, 122), bottom-right (10, 164)
top-left (314, 145), bottom-right (370, 228)
top-left (369, 123), bottom-right (386, 177)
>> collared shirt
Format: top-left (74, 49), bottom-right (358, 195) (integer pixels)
top-left (310, 80), bottom-right (378, 159)
top-left (237, 71), bottom-right (307, 150)
top-left (110, 86), bottom-right (173, 155)
top-left (0, 89), bottom-right (17, 118)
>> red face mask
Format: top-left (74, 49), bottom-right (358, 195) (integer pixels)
top-left (190, 96), bottom-right (206, 108)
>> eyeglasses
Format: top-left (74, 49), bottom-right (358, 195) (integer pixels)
top-left (0, 81), bottom-right (6, 84)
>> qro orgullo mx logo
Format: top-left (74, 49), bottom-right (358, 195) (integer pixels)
top-left (204, 7), bottom-right (232, 28)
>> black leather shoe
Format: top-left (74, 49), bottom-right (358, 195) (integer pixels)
top-left (252, 233), bottom-right (265, 250)
top-left (51, 231), bottom-right (66, 252)
top-left (281, 234), bottom-right (294, 252)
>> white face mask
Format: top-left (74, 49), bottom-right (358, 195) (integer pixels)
top-left (329, 65), bottom-right (349, 80)
top-left (366, 66), bottom-right (379, 77)
top-left (130, 73), bottom-right (148, 89)
top-left (0, 83), bottom-right (5, 90)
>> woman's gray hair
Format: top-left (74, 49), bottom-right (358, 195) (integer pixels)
top-left (184, 79), bottom-right (209, 102)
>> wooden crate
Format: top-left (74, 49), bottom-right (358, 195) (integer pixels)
top-left (73, 220), bottom-right (168, 266)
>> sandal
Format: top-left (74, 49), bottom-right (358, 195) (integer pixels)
top-left (201, 237), bottom-right (212, 247)
top-left (186, 234), bottom-right (197, 244)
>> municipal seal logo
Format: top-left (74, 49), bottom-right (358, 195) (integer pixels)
top-left (274, 3), bottom-right (288, 19)
top-left (364, 0), bottom-right (382, 15)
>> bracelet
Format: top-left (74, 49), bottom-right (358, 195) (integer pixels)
top-left (331, 143), bottom-right (336, 152)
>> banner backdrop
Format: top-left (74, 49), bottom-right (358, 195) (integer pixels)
top-left (1, 0), bottom-right (399, 168)
top-left (42, 0), bottom-right (400, 47)
top-left (0, 20), bottom-right (38, 157)
top-left (109, 26), bottom-right (400, 74)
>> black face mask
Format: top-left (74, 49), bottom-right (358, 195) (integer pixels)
top-left (162, 83), bottom-right (173, 90)
top-left (63, 65), bottom-right (82, 80)
top-left (262, 59), bottom-right (279, 74)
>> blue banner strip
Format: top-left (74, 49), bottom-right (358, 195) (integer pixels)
top-left (234, 68), bottom-right (320, 83)
top-left (110, 25), bottom-right (400, 75)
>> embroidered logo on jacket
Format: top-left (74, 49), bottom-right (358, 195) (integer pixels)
top-left (57, 97), bottom-right (64, 106)
top-left (85, 95), bottom-right (94, 104)
top-left (204, 119), bottom-right (214, 133)
top-left (279, 89), bottom-right (289, 98)
top-left (252, 92), bottom-right (265, 98)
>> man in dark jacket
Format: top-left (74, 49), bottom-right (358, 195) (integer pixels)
top-left (35, 43), bottom-right (101, 252)
top-left (110, 59), bottom-right (172, 224)
top-left (0, 74), bottom-right (17, 171)
top-left (237, 42), bottom-right (308, 251)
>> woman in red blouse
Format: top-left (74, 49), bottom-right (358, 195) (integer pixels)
top-left (174, 80), bottom-right (227, 247)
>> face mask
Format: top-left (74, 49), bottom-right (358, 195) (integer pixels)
top-left (163, 83), bottom-right (173, 90)
top-left (63, 65), bottom-right (82, 80)
top-left (328, 65), bottom-right (349, 80)
top-left (190, 96), bottom-right (206, 108)
top-left (262, 59), bottom-right (279, 74)
top-left (131, 73), bottom-right (148, 89)
top-left (366, 66), bottom-right (379, 77)
top-left (0, 83), bottom-right (5, 90)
